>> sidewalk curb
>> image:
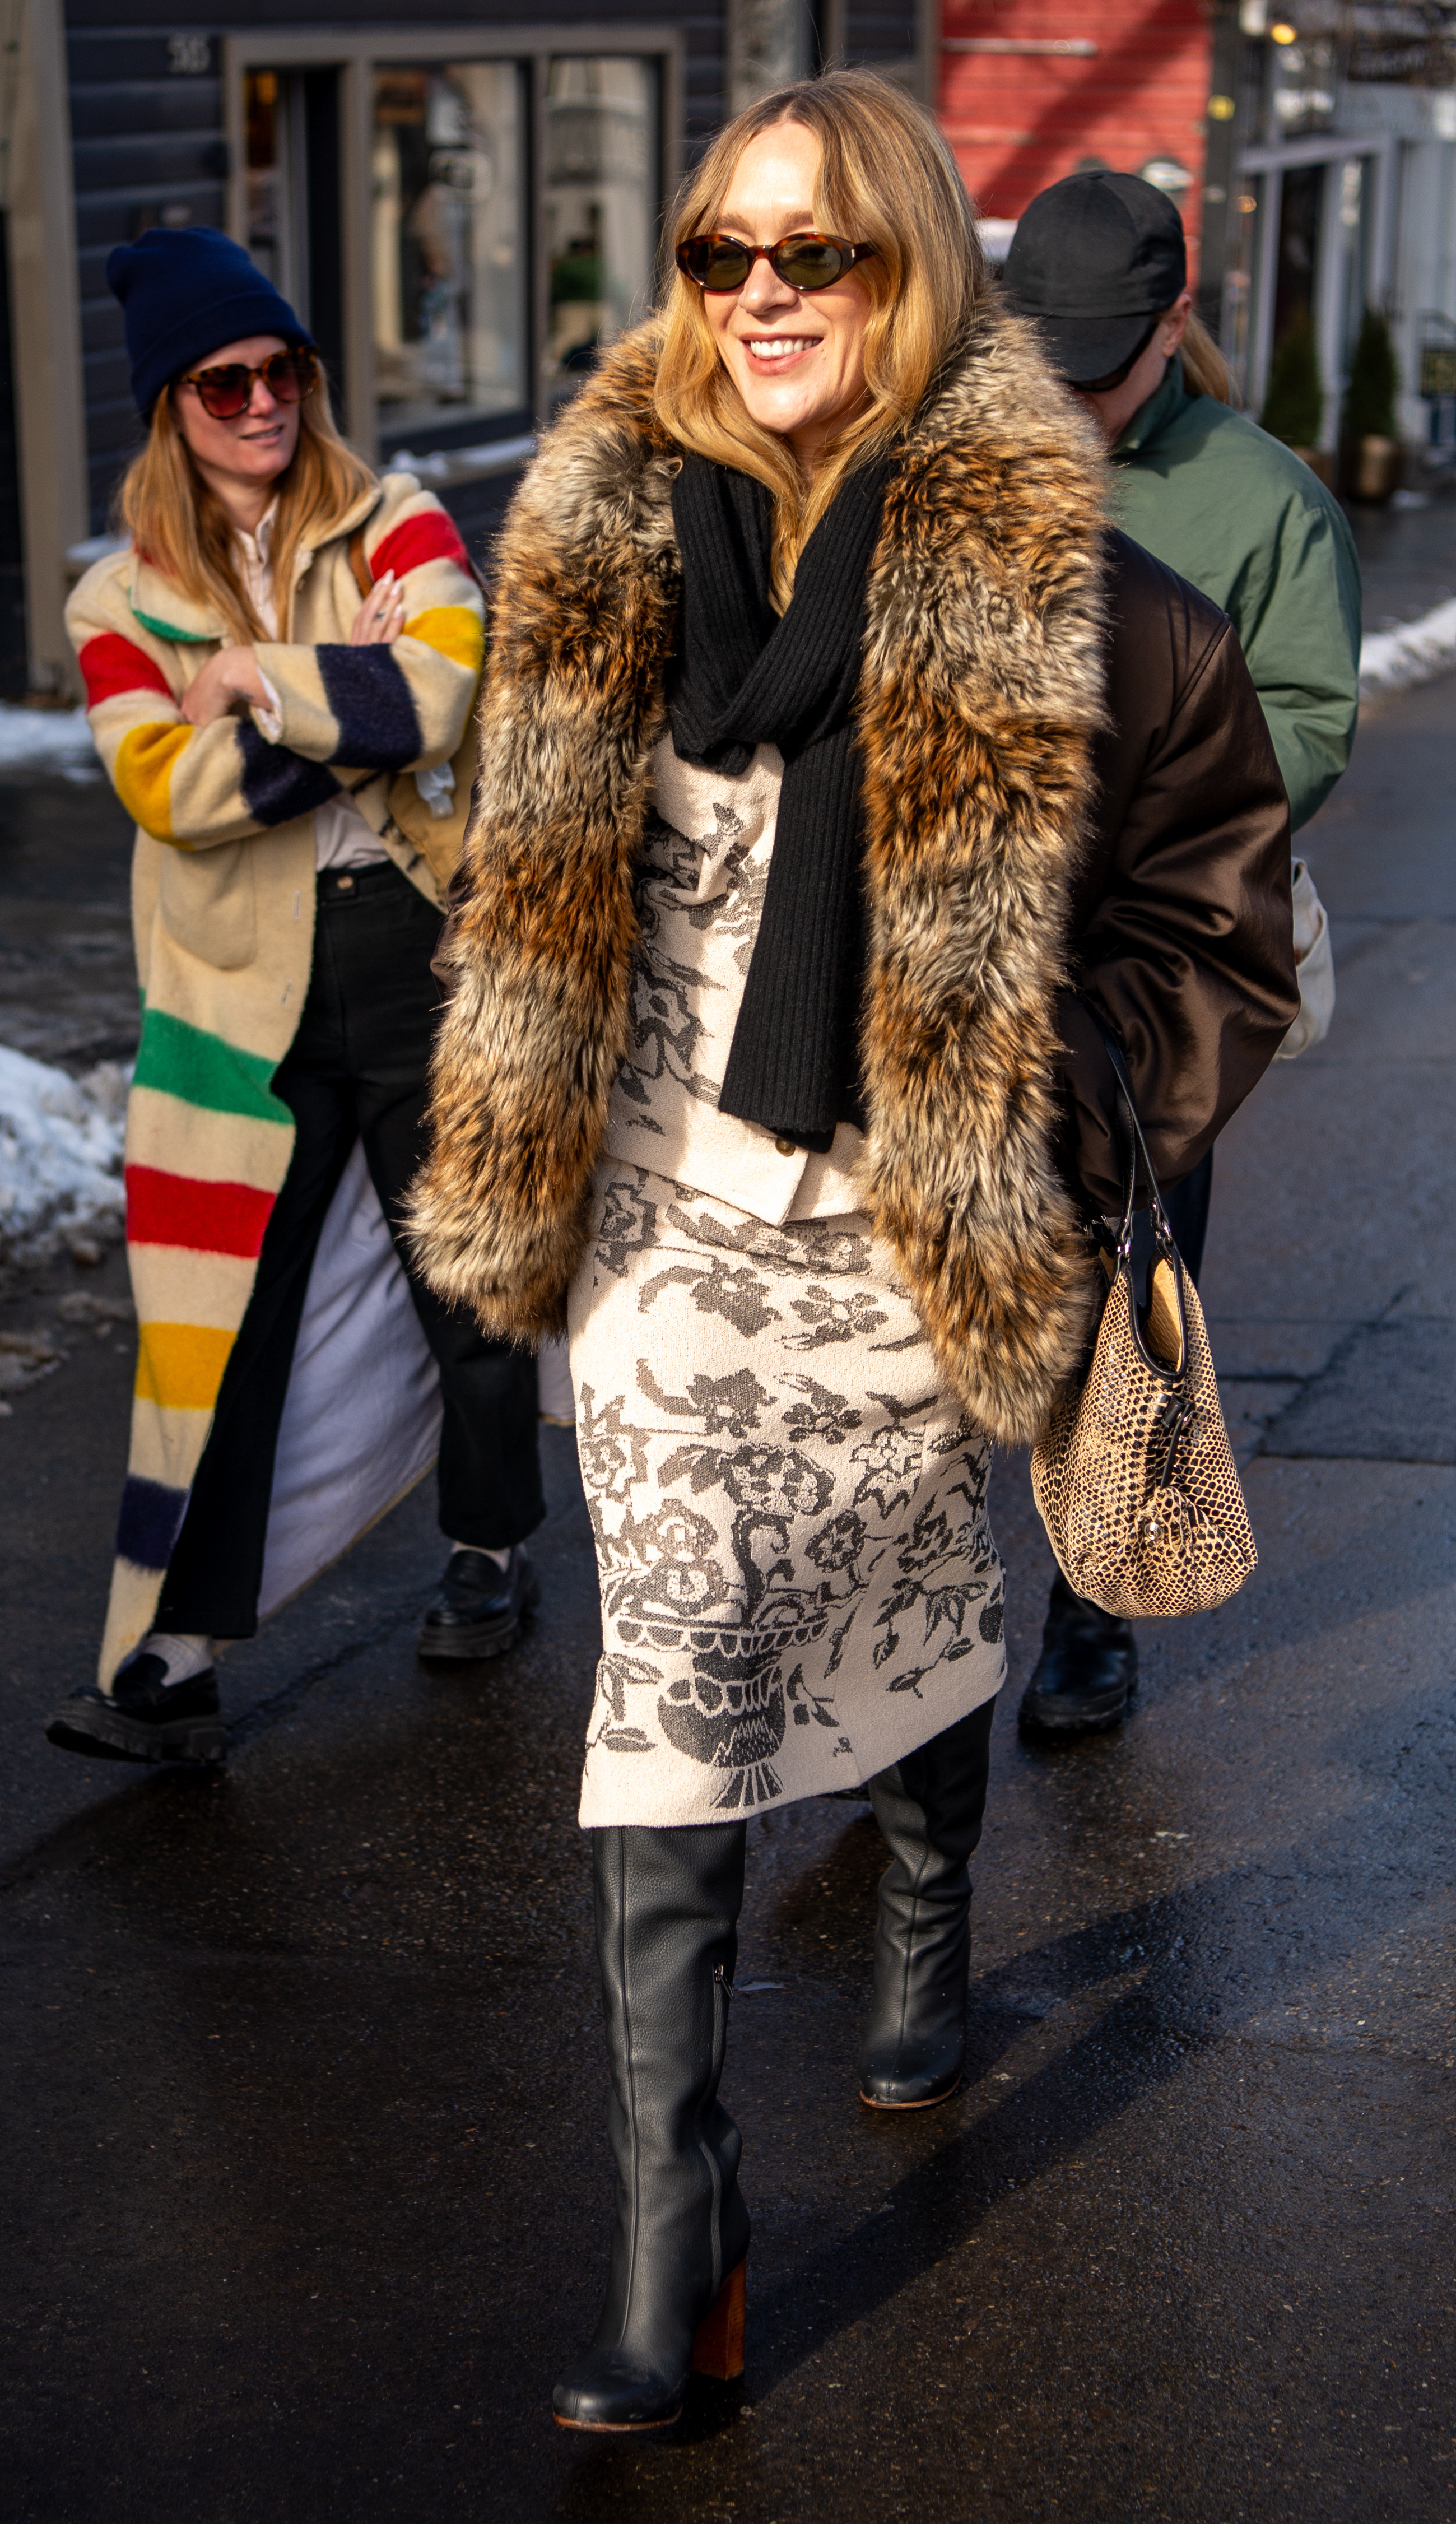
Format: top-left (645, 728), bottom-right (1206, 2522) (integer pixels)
top-left (1359, 595), bottom-right (1456, 699)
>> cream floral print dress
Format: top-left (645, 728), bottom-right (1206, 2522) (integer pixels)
top-left (569, 735), bottom-right (1006, 1828)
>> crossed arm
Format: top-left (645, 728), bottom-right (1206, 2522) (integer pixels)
top-left (179, 569), bottom-right (408, 725)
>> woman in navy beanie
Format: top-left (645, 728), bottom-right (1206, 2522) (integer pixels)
top-left (45, 226), bottom-right (546, 1768)
top-left (109, 225), bottom-right (316, 418)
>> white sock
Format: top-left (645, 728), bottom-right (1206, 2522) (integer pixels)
top-left (449, 1542), bottom-right (511, 1572)
top-left (139, 1631), bottom-right (213, 1686)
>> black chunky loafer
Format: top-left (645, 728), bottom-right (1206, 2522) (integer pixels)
top-left (45, 1656), bottom-right (225, 1766)
top-left (416, 1544), bottom-right (539, 1662)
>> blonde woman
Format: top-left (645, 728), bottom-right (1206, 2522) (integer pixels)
top-left (412, 75), bottom-right (1296, 2425)
top-left (47, 229), bottom-right (543, 1772)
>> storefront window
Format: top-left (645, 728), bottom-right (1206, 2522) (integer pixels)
top-left (373, 63), bottom-right (526, 442)
top-left (543, 58), bottom-right (658, 406)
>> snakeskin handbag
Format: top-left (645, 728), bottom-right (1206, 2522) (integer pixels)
top-left (1031, 1040), bottom-right (1257, 1620)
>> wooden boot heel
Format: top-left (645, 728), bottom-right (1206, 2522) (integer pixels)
top-left (690, 2259), bottom-right (746, 2382)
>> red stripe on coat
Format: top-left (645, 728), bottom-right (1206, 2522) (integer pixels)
top-left (369, 511), bottom-right (470, 584)
top-left (79, 632), bottom-right (174, 709)
top-left (125, 1164), bottom-right (276, 1258)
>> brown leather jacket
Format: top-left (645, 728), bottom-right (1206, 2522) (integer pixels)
top-left (1060, 528), bottom-right (1296, 1212)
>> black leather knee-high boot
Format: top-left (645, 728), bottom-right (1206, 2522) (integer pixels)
top-left (858, 1696), bottom-right (997, 2109)
top-left (552, 1821), bottom-right (751, 2431)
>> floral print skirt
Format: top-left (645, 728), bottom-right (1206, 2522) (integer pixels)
top-left (569, 1164), bottom-right (1006, 1829)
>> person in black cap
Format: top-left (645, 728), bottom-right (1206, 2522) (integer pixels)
top-left (45, 228), bottom-right (546, 1770)
top-left (1004, 171), bottom-right (1359, 1740)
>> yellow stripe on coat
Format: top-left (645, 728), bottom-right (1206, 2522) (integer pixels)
top-left (403, 606), bottom-right (485, 676)
top-left (114, 722), bottom-right (193, 842)
top-left (134, 1319), bottom-right (235, 1409)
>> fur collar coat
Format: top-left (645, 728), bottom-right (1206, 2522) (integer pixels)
top-left (410, 306), bottom-right (1216, 1445)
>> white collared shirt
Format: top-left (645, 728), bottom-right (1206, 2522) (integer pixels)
top-left (234, 502), bottom-right (388, 873)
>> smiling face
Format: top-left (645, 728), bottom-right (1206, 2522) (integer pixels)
top-left (700, 120), bottom-right (873, 475)
top-left (170, 333), bottom-right (301, 520)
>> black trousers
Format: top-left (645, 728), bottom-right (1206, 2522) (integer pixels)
top-left (158, 862), bottom-right (545, 1637)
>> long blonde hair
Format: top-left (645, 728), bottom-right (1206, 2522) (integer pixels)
top-left (115, 366), bottom-right (375, 639)
top-left (654, 69), bottom-right (987, 605)
top-left (1179, 309), bottom-right (1232, 404)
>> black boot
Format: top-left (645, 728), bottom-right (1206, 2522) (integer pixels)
top-left (858, 1698), bottom-right (996, 2110)
top-left (552, 1823), bottom-right (751, 2432)
top-left (1017, 1574), bottom-right (1137, 1738)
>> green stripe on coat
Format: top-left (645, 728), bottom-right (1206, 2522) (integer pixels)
top-left (132, 1007), bottom-right (291, 1126)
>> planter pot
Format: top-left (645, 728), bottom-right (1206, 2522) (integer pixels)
top-left (1343, 434), bottom-right (1404, 504)
top-left (1291, 446), bottom-right (1338, 489)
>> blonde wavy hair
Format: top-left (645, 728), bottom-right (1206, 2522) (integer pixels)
top-left (655, 69), bottom-right (987, 605)
top-left (115, 364), bottom-right (375, 640)
top-left (1179, 308), bottom-right (1233, 403)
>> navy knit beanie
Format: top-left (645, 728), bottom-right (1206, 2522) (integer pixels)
top-left (107, 226), bottom-right (314, 418)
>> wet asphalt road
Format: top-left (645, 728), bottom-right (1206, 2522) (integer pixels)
top-left (2, 675), bottom-right (1454, 2523)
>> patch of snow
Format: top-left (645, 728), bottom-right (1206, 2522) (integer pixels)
top-left (0, 1044), bottom-right (129, 1263)
top-left (1360, 594), bottom-right (1456, 698)
top-left (0, 703), bottom-right (100, 781)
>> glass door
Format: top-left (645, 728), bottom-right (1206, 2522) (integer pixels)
top-left (371, 62), bottom-right (528, 453)
top-left (244, 69), bottom-right (345, 421)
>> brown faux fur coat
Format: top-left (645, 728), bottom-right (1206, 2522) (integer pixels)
top-left (410, 306), bottom-right (1294, 1445)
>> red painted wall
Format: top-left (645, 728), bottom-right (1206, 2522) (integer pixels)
top-left (938, 0), bottom-right (1215, 281)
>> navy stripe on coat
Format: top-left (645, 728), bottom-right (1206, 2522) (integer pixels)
top-left (315, 647), bottom-right (422, 770)
top-left (116, 1474), bottom-right (190, 1573)
top-left (236, 723), bottom-right (343, 828)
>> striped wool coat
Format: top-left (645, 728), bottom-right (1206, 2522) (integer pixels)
top-left (66, 473), bottom-right (483, 1685)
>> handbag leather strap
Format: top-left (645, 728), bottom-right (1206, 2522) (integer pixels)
top-left (1096, 1026), bottom-right (1174, 1258)
top-left (1094, 1021), bottom-right (1190, 1387)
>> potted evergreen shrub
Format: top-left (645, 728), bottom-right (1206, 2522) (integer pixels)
top-left (1341, 305), bottom-right (1403, 504)
top-left (1261, 315), bottom-right (1333, 483)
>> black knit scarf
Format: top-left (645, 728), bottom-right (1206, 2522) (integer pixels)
top-left (666, 451), bottom-right (891, 1153)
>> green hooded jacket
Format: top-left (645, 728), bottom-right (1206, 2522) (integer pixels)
top-left (1112, 359), bottom-right (1362, 830)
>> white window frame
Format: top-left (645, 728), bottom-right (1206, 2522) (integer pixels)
top-left (223, 26), bottom-right (685, 462)
top-left (1238, 126), bottom-right (1396, 434)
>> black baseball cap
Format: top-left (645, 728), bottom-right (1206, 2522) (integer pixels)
top-left (1002, 171), bottom-right (1187, 387)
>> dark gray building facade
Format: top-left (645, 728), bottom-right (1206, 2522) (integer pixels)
top-left (8, 1), bottom-right (927, 695)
